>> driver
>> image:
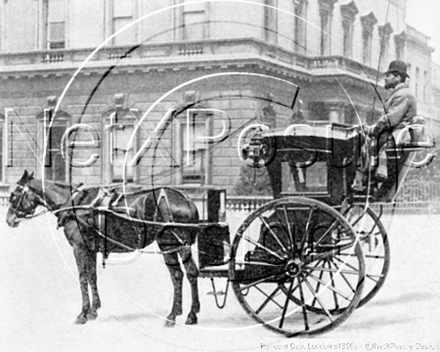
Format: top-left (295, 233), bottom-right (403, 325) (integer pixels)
top-left (366, 60), bottom-right (419, 181)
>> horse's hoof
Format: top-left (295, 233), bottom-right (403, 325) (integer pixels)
top-left (165, 319), bottom-right (176, 327)
top-left (86, 311), bottom-right (98, 321)
top-left (185, 315), bottom-right (198, 325)
top-left (74, 315), bottom-right (87, 324)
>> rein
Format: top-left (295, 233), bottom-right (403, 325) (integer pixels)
top-left (11, 185), bottom-right (191, 256)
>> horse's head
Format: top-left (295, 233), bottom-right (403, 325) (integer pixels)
top-left (6, 170), bottom-right (40, 228)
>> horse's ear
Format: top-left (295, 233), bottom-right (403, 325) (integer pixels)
top-left (18, 170), bottom-right (29, 185)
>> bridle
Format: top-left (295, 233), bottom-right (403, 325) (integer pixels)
top-left (8, 185), bottom-right (49, 221)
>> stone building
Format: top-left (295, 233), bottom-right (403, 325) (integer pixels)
top-left (0, 0), bottom-right (436, 194)
top-left (405, 25), bottom-right (437, 131)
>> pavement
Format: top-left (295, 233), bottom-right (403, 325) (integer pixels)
top-left (1, 208), bottom-right (439, 352)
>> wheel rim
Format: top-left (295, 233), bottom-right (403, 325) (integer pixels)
top-left (229, 197), bottom-right (365, 336)
top-left (343, 205), bottom-right (390, 308)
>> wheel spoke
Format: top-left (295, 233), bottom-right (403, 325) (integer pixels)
top-left (243, 260), bottom-right (285, 267)
top-left (236, 272), bottom-right (282, 291)
top-left (259, 215), bottom-right (288, 253)
top-left (328, 260), bottom-right (339, 310)
top-left (298, 277), bottom-right (309, 331)
top-left (303, 276), bottom-right (334, 323)
top-left (312, 219), bottom-right (339, 250)
top-left (282, 205), bottom-right (295, 255)
top-left (339, 252), bottom-right (385, 260)
top-left (333, 256), bottom-right (382, 282)
top-left (255, 285), bottom-right (283, 313)
top-left (328, 259), bottom-right (356, 294)
top-left (311, 260), bottom-right (326, 308)
top-left (305, 266), bottom-right (361, 276)
top-left (307, 272), bottom-right (352, 302)
top-left (240, 234), bottom-right (285, 261)
top-left (348, 208), bottom-right (368, 227)
top-left (302, 206), bottom-right (316, 252)
top-left (305, 242), bottom-right (356, 263)
top-left (279, 279), bottom-right (294, 329)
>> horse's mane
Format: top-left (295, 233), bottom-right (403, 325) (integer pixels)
top-left (51, 181), bottom-right (75, 189)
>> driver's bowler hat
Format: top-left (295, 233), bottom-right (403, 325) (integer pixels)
top-left (384, 60), bottom-right (410, 78)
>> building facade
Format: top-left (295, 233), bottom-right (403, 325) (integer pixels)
top-left (0, 0), bottom-right (436, 194)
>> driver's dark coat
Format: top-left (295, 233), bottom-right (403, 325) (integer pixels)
top-left (378, 83), bottom-right (417, 130)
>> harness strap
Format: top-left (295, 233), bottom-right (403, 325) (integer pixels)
top-left (72, 212), bottom-right (187, 256)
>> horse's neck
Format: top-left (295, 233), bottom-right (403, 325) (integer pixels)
top-left (29, 179), bottom-right (71, 208)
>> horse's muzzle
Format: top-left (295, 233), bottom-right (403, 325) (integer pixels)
top-left (6, 210), bottom-right (20, 228)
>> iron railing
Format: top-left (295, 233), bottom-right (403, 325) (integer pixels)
top-left (1, 181), bottom-right (439, 214)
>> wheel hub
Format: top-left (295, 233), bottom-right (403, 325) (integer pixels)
top-left (285, 259), bottom-right (302, 277)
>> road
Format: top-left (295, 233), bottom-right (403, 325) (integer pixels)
top-left (1, 208), bottom-right (439, 352)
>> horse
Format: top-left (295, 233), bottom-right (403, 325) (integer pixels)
top-left (6, 170), bottom-right (201, 326)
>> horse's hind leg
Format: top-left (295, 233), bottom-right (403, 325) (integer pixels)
top-left (163, 252), bottom-right (184, 327)
top-left (182, 249), bottom-right (200, 325)
top-left (73, 245), bottom-right (91, 324)
top-left (86, 252), bottom-right (101, 321)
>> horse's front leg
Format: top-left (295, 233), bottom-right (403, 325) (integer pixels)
top-left (182, 248), bottom-right (200, 325)
top-left (73, 244), bottom-right (91, 324)
top-left (163, 252), bottom-right (183, 327)
top-left (86, 251), bottom-right (101, 321)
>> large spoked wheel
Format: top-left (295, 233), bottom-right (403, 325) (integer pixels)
top-left (229, 197), bottom-right (365, 337)
top-left (343, 204), bottom-right (390, 308)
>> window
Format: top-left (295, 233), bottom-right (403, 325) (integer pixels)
top-left (43, 0), bottom-right (66, 49)
top-left (415, 67), bottom-right (420, 99)
top-left (293, 0), bottom-right (306, 52)
top-left (38, 109), bottom-right (69, 181)
top-left (173, 109), bottom-right (212, 185)
top-left (0, 113), bottom-right (4, 183)
top-left (104, 109), bottom-right (140, 183)
top-left (361, 12), bottom-right (377, 66)
top-left (342, 20), bottom-right (353, 57)
top-left (424, 70), bottom-right (428, 102)
top-left (318, 0), bottom-right (337, 56)
top-left (182, 0), bottom-right (207, 40)
top-left (264, 0), bottom-right (278, 43)
top-left (362, 30), bottom-right (372, 65)
top-left (340, 2), bottom-right (358, 58)
top-left (183, 11), bottom-right (205, 40)
top-left (112, 0), bottom-right (135, 45)
top-left (319, 8), bottom-right (331, 55)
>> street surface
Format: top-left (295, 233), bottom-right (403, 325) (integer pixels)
top-left (1, 208), bottom-right (439, 352)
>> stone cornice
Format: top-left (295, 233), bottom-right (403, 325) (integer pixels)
top-left (0, 38), bottom-right (381, 87)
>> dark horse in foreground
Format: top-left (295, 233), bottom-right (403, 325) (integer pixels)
top-left (6, 170), bottom-right (201, 326)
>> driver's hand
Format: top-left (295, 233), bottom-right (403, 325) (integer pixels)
top-left (363, 124), bottom-right (376, 136)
